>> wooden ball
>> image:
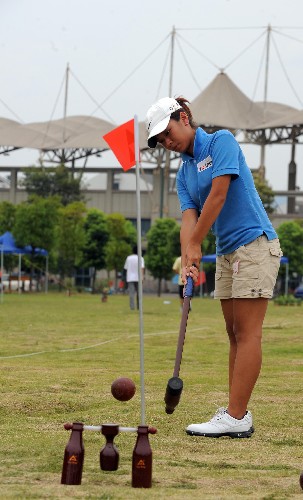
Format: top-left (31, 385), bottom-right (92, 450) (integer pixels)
top-left (111, 377), bottom-right (136, 401)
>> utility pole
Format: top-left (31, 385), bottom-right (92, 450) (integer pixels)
top-left (287, 129), bottom-right (297, 214)
top-left (160, 26), bottom-right (175, 218)
top-left (263, 24), bottom-right (271, 104)
top-left (61, 62), bottom-right (69, 165)
top-left (259, 24), bottom-right (271, 181)
top-left (64, 62), bottom-right (69, 123)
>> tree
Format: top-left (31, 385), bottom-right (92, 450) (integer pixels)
top-left (105, 213), bottom-right (137, 288)
top-left (276, 221), bottom-right (303, 278)
top-left (167, 220), bottom-right (216, 258)
top-left (0, 202), bottom-right (18, 273)
top-left (81, 209), bottom-right (109, 291)
top-left (0, 201), bottom-right (16, 233)
top-left (56, 202), bottom-right (87, 282)
top-left (202, 231), bottom-right (216, 255)
top-left (21, 164), bottom-right (86, 206)
top-left (13, 196), bottom-right (60, 289)
top-left (145, 218), bottom-right (180, 296)
top-left (167, 224), bottom-right (182, 258)
top-left (252, 172), bottom-right (275, 214)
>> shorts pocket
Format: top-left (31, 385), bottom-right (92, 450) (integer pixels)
top-left (236, 273), bottom-right (259, 281)
top-left (233, 273), bottom-right (262, 298)
top-left (267, 240), bottom-right (282, 288)
top-left (215, 270), bottom-right (222, 281)
top-left (268, 239), bottom-right (283, 259)
top-left (269, 246), bottom-right (283, 258)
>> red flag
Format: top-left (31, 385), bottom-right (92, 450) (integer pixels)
top-left (103, 119), bottom-right (135, 171)
top-left (195, 271), bottom-right (206, 287)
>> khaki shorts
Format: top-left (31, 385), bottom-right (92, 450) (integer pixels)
top-left (214, 235), bottom-right (283, 300)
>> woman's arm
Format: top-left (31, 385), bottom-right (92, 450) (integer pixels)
top-left (185, 175), bottom-right (231, 267)
top-left (180, 208), bottom-right (199, 284)
top-left (180, 209), bottom-right (199, 266)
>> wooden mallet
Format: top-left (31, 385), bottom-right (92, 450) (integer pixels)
top-left (164, 274), bottom-right (194, 414)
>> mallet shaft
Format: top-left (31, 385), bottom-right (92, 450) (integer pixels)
top-left (164, 275), bottom-right (194, 414)
top-left (173, 296), bottom-right (191, 377)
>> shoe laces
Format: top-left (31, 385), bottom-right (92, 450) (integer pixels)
top-left (210, 407), bottom-right (226, 422)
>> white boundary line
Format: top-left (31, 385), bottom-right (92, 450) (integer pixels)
top-left (0, 327), bottom-right (206, 360)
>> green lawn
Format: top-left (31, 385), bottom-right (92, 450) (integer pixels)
top-left (0, 292), bottom-right (302, 499)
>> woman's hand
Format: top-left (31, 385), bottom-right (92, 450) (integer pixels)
top-left (181, 263), bottom-right (200, 285)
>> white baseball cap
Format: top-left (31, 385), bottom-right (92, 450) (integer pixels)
top-left (145, 97), bottom-right (182, 148)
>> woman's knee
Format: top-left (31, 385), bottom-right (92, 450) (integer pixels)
top-left (226, 324), bottom-right (237, 345)
top-left (233, 324), bottom-right (263, 344)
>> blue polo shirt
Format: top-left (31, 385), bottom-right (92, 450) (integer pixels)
top-left (176, 127), bottom-right (277, 255)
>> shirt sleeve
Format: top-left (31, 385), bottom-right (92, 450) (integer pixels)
top-left (176, 167), bottom-right (200, 212)
top-left (210, 132), bottom-right (240, 180)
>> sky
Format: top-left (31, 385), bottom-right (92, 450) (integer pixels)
top-left (1, 0), bottom-right (303, 196)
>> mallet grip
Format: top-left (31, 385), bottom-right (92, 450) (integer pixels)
top-left (184, 274), bottom-right (194, 298)
top-left (173, 275), bottom-right (194, 377)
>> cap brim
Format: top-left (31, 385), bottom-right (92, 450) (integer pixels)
top-left (147, 115), bottom-right (170, 149)
top-left (148, 136), bottom-right (158, 148)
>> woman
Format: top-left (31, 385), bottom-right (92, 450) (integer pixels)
top-left (145, 96), bottom-right (282, 438)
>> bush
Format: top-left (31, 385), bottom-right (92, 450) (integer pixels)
top-left (273, 294), bottom-right (302, 306)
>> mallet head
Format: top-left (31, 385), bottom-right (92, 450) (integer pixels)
top-left (164, 376), bottom-right (183, 414)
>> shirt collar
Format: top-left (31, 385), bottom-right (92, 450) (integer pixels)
top-left (181, 127), bottom-right (207, 162)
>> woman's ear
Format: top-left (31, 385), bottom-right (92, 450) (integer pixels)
top-left (180, 111), bottom-right (189, 125)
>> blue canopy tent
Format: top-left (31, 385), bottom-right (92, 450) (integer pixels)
top-left (23, 245), bottom-right (48, 257)
top-left (200, 254), bottom-right (289, 296)
top-left (199, 254), bottom-right (216, 296)
top-left (0, 231), bottom-right (25, 302)
top-left (280, 256), bottom-right (289, 295)
top-left (22, 244), bottom-right (49, 294)
top-left (0, 231), bottom-right (49, 301)
top-left (0, 231), bottom-right (24, 253)
top-left (202, 254), bottom-right (216, 263)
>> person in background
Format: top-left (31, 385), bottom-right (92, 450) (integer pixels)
top-left (172, 255), bottom-right (193, 312)
top-left (124, 245), bottom-right (145, 310)
top-left (145, 96), bottom-right (282, 438)
top-left (172, 255), bottom-right (184, 312)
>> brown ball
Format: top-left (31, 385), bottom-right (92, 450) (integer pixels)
top-left (111, 377), bottom-right (136, 401)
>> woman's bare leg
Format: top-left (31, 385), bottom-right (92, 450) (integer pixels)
top-left (220, 298), bottom-right (268, 419)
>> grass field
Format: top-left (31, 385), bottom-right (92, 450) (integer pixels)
top-left (0, 291), bottom-right (302, 499)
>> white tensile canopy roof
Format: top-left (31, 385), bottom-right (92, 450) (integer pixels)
top-left (190, 72), bottom-right (300, 131)
top-left (0, 114), bottom-right (148, 152)
top-left (1, 72), bottom-right (303, 156)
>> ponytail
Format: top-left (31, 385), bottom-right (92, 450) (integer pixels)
top-left (170, 96), bottom-right (197, 128)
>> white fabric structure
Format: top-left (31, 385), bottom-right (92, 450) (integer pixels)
top-left (1, 71), bottom-right (303, 158)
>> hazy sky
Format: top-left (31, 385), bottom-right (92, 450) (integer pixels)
top-left (1, 0), bottom-right (303, 193)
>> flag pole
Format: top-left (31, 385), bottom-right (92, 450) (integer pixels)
top-left (134, 114), bottom-right (145, 426)
top-left (103, 117), bottom-right (145, 424)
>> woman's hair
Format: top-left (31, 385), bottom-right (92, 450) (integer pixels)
top-left (170, 97), bottom-right (197, 128)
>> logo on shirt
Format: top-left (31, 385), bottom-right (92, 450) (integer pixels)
top-left (197, 155), bottom-right (212, 172)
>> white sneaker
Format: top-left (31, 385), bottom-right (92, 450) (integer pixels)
top-left (186, 407), bottom-right (254, 438)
